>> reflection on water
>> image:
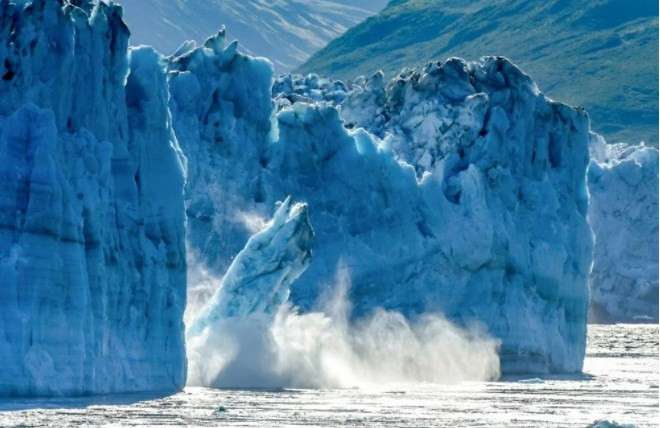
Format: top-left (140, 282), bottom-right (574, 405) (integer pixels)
top-left (0, 324), bottom-right (657, 427)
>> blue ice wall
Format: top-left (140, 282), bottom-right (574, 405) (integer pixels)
top-left (0, 0), bottom-right (187, 396)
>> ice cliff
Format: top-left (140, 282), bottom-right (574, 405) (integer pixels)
top-left (587, 135), bottom-right (659, 323)
top-left (0, 1), bottom-right (612, 389)
top-left (172, 33), bottom-right (593, 374)
top-left (276, 70), bottom-right (659, 325)
top-left (0, 0), bottom-right (187, 396)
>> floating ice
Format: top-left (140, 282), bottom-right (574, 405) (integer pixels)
top-left (588, 421), bottom-right (636, 428)
top-left (518, 378), bottom-right (544, 384)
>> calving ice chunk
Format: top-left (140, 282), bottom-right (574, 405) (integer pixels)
top-left (174, 31), bottom-right (593, 374)
top-left (188, 197), bottom-right (314, 335)
top-left (0, 0), bottom-right (186, 396)
top-left (186, 198), bottom-right (317, 388)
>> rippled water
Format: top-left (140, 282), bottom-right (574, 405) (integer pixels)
top-left (1, 324), bottom-right (657, 427)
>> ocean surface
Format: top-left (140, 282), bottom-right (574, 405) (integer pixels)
top-left (1, 324), bottom-right (657, 427)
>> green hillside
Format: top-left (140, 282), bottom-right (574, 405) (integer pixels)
top-left (298, 0), bottom-right (659, 145)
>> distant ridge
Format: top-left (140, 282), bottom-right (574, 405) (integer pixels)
top-left (299, 0), bottom-right (659, 146)
top-left (120, 0), bottom-right (388, 73)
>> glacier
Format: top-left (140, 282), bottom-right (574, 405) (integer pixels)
top-left (0, 0), bottom-right (635, 395)
top-left (273, 69), bottom-right (659, 325)
top-left (587, 134), bottom-right (659, 323)
top-left (0, 1), bottom-right (187, 396)
top-left (171, 31), bottom-right (593, 374)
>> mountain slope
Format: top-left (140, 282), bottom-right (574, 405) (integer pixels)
top-left (298, 0), bottom-right (659, 145)
top-left (120, 0), bottom-right (388, 72)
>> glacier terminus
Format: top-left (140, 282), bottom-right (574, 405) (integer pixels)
top-left (0, 0), bottom-right (656, 407)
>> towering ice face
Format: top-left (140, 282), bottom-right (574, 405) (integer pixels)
top-left (0, 1), bottom-right (187, 396)
top-left (278, 67), bottom-right (658, 325)
top-left (588, 134), bottom-right (659, 323)
top-left (338, 58), bottom-right (593, 372)
top-left (173, 35), bottom-right (592, 374)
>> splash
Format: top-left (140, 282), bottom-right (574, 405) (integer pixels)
top-left (186, 266), bottom-right (500, 389)
top-left (233, 209), bottom-right (269, 235)
top-left (185, 249), bottom-right (219, 325)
